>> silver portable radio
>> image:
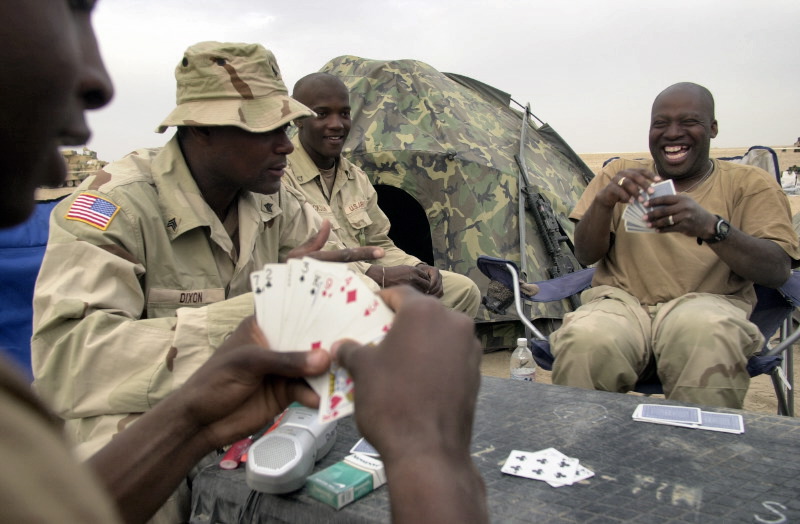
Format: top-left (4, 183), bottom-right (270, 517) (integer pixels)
top-left (246, 405), bottom-right (337, 494)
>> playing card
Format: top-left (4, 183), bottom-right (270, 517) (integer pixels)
top-left (569, 463), bottom-right (596, 484)
top-left (278, 258), bottom-right (325, 350)
top-left (250, 257), bottom-right (395, 423)
top-left (350, 437), bottom-right (380, 457)
top-left (622, 179), bottom-right (676, 233)
top-left (649, 179), bottom-right (676, 198)
top-left (632, 404), bottom-right (745, 433)
top-left (303, 265), bottom-right (390, 400)
top-left (696, 411), bottom-right (744, 434)
top-left (502, 448), bottom-right (574, 484)
top-left (317, 361), bottom-right (356, 423)
top-left (544, 456), bottom-right (580, 487)
top-left (250, 264), bottom-right (288, 349)
top-left (313, 285), bottom-right (394, 413)
top-left (502, 448), bottom-right (594, 488)
top-left (632, 404), bottom-right (702, 428)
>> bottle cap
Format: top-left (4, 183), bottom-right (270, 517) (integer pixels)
top-left (516, 338), bottom-right (527, 346)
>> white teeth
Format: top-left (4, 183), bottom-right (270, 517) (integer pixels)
top-left (665, 146), bottom-right (683, 153)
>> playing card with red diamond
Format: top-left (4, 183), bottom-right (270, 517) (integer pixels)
top-left (250, 258), bottom-right (394, 423)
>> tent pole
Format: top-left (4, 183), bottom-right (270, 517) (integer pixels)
top-left (517, 104), bottom-right (533, 341)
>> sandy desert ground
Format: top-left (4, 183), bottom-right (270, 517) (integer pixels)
top-left (480, 145), bottom-right (800, 416)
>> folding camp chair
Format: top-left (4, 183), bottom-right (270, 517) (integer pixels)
top-left (477, 255), bottom-right (798, 416)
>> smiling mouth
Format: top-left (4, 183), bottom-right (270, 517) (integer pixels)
top-left (663, 145), bottom-right (690, 163)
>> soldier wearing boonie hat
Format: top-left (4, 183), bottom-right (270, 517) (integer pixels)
top-left (157, 41), bottom-right (313, 133)
top-left (32, 41), bottom-right (380, 524)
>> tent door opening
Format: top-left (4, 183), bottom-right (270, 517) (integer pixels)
top-left (374, 185), bottom-right (434, 266)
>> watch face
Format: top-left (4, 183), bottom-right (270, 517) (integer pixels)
top-left (715, 218), bottom-right (731, 240)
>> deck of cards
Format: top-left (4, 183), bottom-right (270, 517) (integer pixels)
top-left (623, 179), bottom-right (676, 232)
top-left (632, 404), bottom-right (745, 434)
top-left (250, 258), bottom-right (395, 423)
top-left (501, 448), bottom-right (594, 488)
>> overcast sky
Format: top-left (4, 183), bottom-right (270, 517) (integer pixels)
top-left (86, 0), bottom-right (800, 162)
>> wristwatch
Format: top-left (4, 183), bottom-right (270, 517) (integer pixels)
top-left (697, 215), bottom-right (731, 245)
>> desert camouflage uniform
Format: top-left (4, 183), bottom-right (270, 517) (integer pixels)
top-left (551, 159), bottom-right (800, 408)
top-left (32, 137), bottom-right (325, 458)
top-left (284, 137), bottom-right (481, 316)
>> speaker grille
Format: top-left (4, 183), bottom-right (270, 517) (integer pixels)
top-left (252, 435), bottom-right (298, 470)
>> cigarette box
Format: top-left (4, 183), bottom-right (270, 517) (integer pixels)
top-left (306, 453), bottom-right (386, 510)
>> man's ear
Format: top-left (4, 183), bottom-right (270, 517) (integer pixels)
top-left (710, 119), bottom-right (718, 139)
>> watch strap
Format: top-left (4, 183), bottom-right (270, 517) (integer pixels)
top-left (697, 215), bottom-right (728, 245)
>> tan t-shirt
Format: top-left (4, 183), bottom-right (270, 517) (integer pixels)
top-left (0, 360), bottom-right (122, 522)
top-left (572, 158), bottom-right (800, 307)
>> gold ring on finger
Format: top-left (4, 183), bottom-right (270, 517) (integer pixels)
top-left (668, 215), bottom-right (674, 226)
top-left (617, 177), bottom-right (626, 187)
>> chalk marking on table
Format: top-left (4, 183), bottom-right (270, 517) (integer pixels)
top-left (755, 501), bottom-right (788, 524)
top-left (471, 445), bottom-right (495, 458)
top-left (631, 474), bottom-right (703, 510)
top-left (553, 403), bottom-right (609, 423)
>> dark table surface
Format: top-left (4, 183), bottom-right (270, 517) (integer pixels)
top-left (190, 376), bottom-right (800, 523)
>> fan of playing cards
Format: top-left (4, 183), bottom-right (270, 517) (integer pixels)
top-left (623, 179), bottom-right (676, 232)
top-left (250, 258), bottom-right (395, 424)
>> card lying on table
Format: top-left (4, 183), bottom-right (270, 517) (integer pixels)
top-left (250, 258), bottom-right (395, 423)
top-left (501, 448), bottom-right (594, 488)
top-left (632, 404), bottom-right (744, 434)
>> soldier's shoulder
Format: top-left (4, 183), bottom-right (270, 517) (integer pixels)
top-left (87, 147), bottom-right (162, 193)
top-left (279, 183), bottom-right (308, 206)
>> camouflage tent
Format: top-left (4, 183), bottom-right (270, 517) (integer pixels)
top-left (320, 56), bottom-right (594, 340)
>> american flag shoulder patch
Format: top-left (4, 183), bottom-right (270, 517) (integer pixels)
top-left (65, 193), bottom-right (121, 231)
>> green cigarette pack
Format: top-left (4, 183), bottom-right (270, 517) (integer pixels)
top-left (306, 453), bottom-right (386, 510)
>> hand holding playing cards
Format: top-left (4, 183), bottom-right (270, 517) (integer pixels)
top-left (602, 168), bottom-right (661, 208)
top-left (642, 192), bottom-right (718, 236)
top-left (89, 316), bottom-right (329, 523)
top-left (575, 168), bottom-right (663, 265)
top-left (286, 219), bottom-right (384, 263)
top-left (332, 287), bottom-right (487, 523)
top-left (176, 316), bottom-right (330, 447)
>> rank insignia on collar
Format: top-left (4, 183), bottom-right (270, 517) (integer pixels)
top-left (264, 203), bottom-right (273, 213)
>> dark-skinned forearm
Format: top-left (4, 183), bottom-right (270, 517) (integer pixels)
top-left (384, 453), bottom-right (488, 524)
top-left (87, 397), bottom-right (213, 524)
top-left (708, 230), bottom-right (791, 288)
top-left (573, 202), bottom-right (615, 266)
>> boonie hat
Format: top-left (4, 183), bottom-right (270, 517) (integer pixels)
top-left (156, 41), bottom-right (313, 133)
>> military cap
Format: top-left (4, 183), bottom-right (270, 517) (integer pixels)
top-left (156, 41), bottom-right (313, 133)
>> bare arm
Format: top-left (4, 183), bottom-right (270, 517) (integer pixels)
top-left (333, 287), bottom-right (487, 524)
top-left (286, 219), bottom-right (384, 263)
top-left (88, 317), bottom-right (329, 524)
top-left (575, 168), bottom-right (660, 265)
top-left (644, 199), bottom-right (791, 288)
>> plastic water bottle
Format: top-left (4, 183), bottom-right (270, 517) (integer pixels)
top-left (510, 337), bottom-right (536, 382)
